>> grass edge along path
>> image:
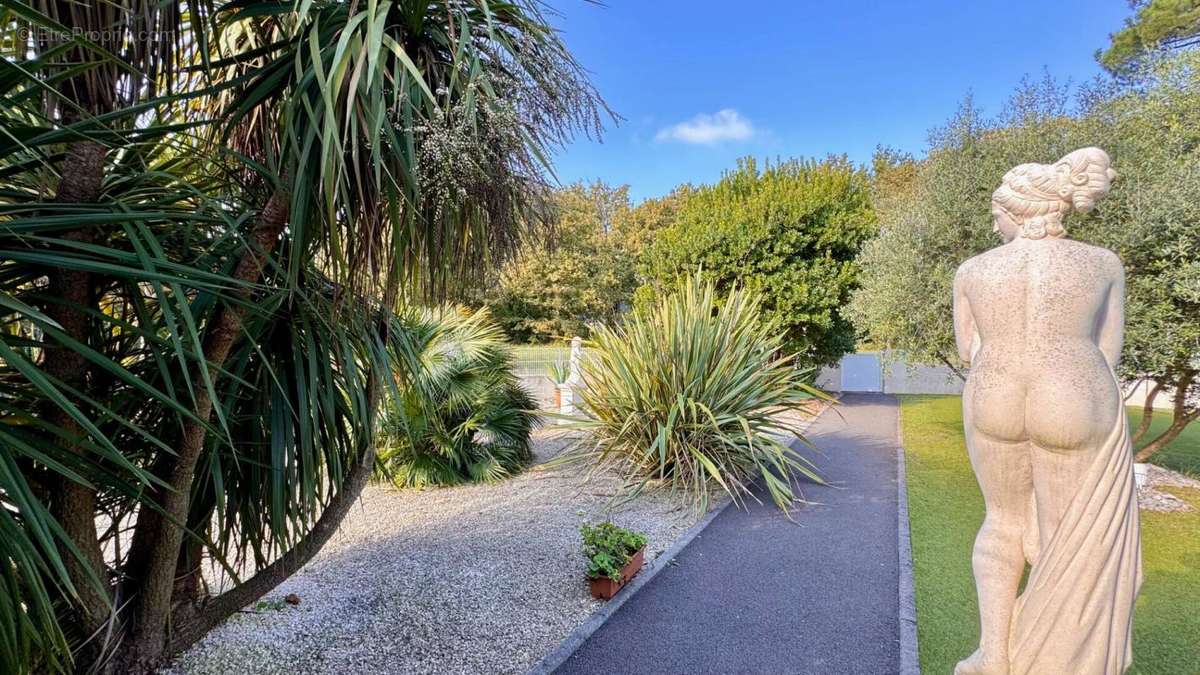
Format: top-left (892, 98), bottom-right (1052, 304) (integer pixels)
top-left (899, 394), bottom-right (1200, 675)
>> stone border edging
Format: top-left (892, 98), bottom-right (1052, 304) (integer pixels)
top-left (526, 492), bottom-right (736, 675)
top-left (896, 404), bottom-right (921, 674)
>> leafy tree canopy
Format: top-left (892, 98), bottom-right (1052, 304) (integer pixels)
top-left (1099, 0), bottom-right (1200, 75)
top-left (485, 182), bottom-right (681, 342)
top-left (641, 157), bottom-right (877, 367)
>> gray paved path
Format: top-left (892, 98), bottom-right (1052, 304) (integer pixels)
top-left (554, 394), bottom-right (903, 675)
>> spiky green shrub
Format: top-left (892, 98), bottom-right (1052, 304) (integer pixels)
top-left (570, 274), bottom-right (823, 511)
top-left (377, 307), bottom-right (538, 487)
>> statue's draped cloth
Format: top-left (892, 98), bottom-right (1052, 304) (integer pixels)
top-left (1009, 380), bottom-right (1143, 674)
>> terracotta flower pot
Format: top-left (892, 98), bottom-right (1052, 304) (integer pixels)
top-left (587, 547), bottom-right (645, 600)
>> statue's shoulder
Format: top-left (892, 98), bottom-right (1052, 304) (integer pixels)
top-left (1064, 239), bottom-right (1125, 276)
top-left (954, 247), bottom-right (1002, 283)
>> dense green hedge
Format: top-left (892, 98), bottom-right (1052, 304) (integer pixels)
top-left (641, 157), bottom-right (876, 368)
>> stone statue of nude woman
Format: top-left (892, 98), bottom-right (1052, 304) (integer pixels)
top-left (952, 147), bottom-right (1142, 675)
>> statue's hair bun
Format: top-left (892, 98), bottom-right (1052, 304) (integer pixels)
top-left (992, 147), bottom-right (1115, 239)
top-left (1055, 147), bottom-right (1116, 215)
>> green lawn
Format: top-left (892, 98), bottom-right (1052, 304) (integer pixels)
top-left (1128, 406), bottom-right (1200, 477)
top-left (900, 395), bottom-right (1200, 675)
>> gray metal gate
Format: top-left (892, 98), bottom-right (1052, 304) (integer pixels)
top-left (840, 353), bottom-right (883, 392)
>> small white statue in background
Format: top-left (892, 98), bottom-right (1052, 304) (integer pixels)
top-left (952, 147), bottom-right (1142, 675)
top-left (567, 335), bottom-right (585, 387)
top-left (559, 336), bottom-right (585, 416)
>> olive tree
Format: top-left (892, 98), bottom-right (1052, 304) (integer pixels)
top-left (848, 58), bottom-right (1200, 462)
top-left (1074, 55), bottom-right (1200, 459)
top-left (847, 80), bottom-right (1079, 375)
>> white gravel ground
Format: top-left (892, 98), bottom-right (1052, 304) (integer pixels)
top-left (1138, 463), bottom-right (1200, 512)
top-left (166, 433), bottom-right (708, 675)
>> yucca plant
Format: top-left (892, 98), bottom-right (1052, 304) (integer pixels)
top-left (546, 358), bottom-right (570, 385)
top-left (567, 274), bottom-right (825, 512)
top-left (377, 306), bottom-right (538, 487)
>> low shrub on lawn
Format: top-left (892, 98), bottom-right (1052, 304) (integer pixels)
top-left (376, 306), bottom-right (538, 487)
top-left (581, 522), bottom-right (647, 581)
top-left (566, 273), bottom-right (823, 511)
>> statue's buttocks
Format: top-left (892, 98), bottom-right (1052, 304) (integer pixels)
top-left (958, 237), bottom-right (1124, 452)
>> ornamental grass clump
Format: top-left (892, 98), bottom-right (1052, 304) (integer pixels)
top-left (570, 274), bottom-right (823, 512)
top-left (376, 306), bottom-right (539, 488)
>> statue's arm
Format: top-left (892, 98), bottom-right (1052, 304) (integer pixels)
top-left (953, 267), bottom-right (979, 365)
top-left (1098, 260), bottom-right (1125, 372)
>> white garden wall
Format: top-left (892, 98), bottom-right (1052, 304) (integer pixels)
top-left (818, 351), bottom-right (1176, 410)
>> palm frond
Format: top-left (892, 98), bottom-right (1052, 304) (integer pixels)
top-left (376, 305), bottom-right (538, 488)
top-left (0, 0), bottom-right (606, 670)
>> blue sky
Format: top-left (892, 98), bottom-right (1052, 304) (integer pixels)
top-left (547, 1), bottom-right (1133, 202)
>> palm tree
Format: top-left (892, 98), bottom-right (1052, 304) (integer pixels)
top-left (0, 1), bottom-right (607, 671)
top-left (377, 305), bottom-right (539, 488)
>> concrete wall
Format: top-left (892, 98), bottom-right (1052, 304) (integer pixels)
top-left (520, 374), bottom-right (559, 412)
top-left (818, 351), bottom-right (1175, 409)
top-left (882, 361), bottom-right (965, 395)
top-left (817, 351), bottom-right (964, 395)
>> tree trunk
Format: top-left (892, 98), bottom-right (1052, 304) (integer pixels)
top-left (119, 188), bottom-right (290, 671)
top-left (166, 422), bottom-right (378, 655)
top-left (164, 279), bottom-right (396, 659)
top-left (1131, 380), bottom-right (1162, 444)
top-left (172, 540), bottom-right (205, 606)
top-left (44, 138), bottom-right (111, 647)
top-left (938, 353), bottom-right (968, 382)
top-left (1135, 370), bottom-right (1197, 463)
top-left (1135, 411), bottom-right (1199, 462)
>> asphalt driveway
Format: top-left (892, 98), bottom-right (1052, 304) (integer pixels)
top-left (554, 394), bottom-right (904, 675)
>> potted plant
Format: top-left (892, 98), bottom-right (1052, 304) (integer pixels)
top-left (581, 522), bottom-right (647, 600)
top-left (546, 358), bottom-right (570, 412)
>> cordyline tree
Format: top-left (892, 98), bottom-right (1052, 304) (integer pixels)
top-left (847, 57), bottom-right (1200, 464)
top-left (0, 1), bottom-right (606, 672)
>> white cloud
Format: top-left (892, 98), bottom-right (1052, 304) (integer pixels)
top-left (654, 109), bottom-right (755, 145)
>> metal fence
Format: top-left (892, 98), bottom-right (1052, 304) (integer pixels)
top-left (510, 344), bottom-right (573, 378)
top-left (511, 343), bottom-right (579, 412)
